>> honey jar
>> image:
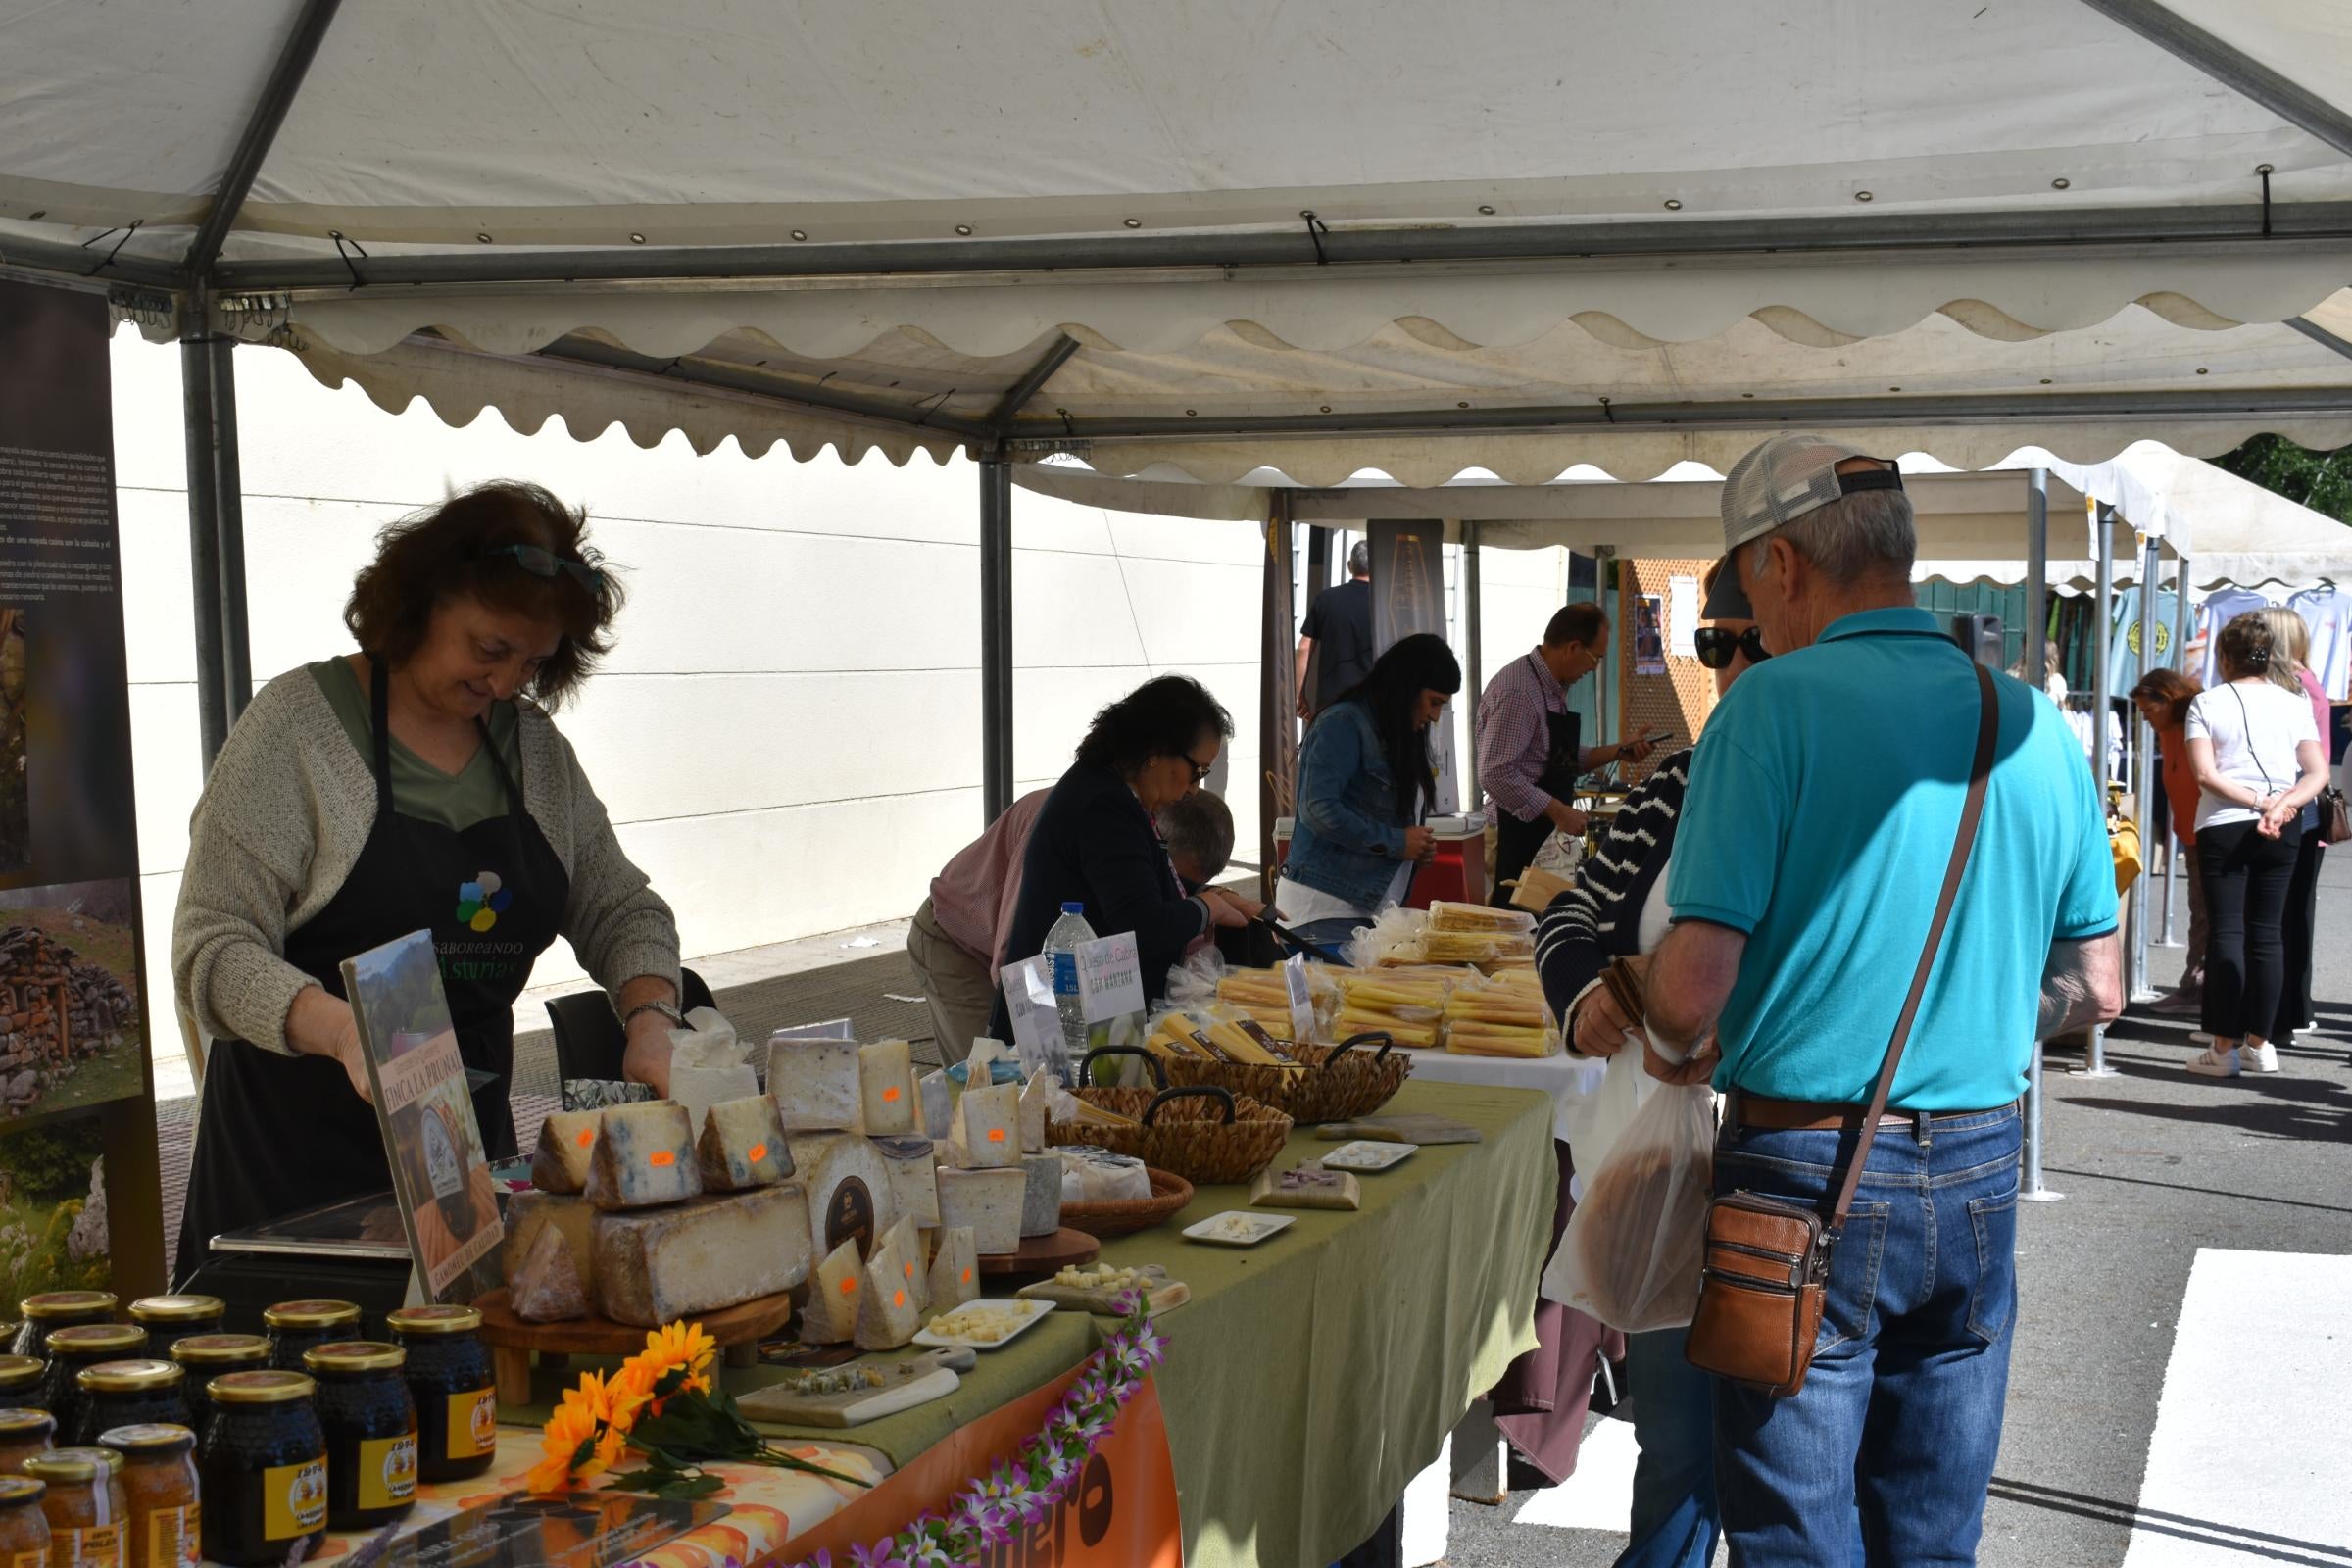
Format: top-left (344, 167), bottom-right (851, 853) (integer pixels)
top-left (165, 1338), bottom-right (270, 1446)
top-left (95, 1426), bottom-right (197, 1568)
top-left (0, 1412), bottom-right (51, 1478)
top-left (302, 1343), bottom-right (416, 1530)
top-left (36, 1331), bottom-right (145, 1453)
top-left (0, 1363), bottom-right (42, 1416)
top-left (385, 1306), bottom-right (496, 1482)
top-left (196, 1372), bottom-right (323, 1567)
top-left (24, 1447), bottom-right (125, 1568)
top-left (71, 1365), bottom-right (187, 1448)
top-left (122, 1301), bottom-right (222, 1361)
top-left (10, 1297), bottom-right (115, 1360)
top-left (261, 1302), bottom-right (360, 1374)
top-left (0, 1475), bottom-right (46, 1568)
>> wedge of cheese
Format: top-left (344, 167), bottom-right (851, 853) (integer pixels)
top-left (670, 1062), bottom-right (760, 1142)
top-left (786, 1132), bottom-right (900, 1263)
top-left (591, 1183), bottom-right (812, 1328)
top-left (767, 1038), bottom-right (863, 1132)
top-left (1018, 1071), bottom-right (1052, 1153)
top-left (955, 1083), bottom-right (1021, 1170)
top-left (936, 1166), bottom-right (1025, 1255)
top-left (858, 1039), bottom-right (920, 1136)
top-left (1019, 1153), bottom-right (1062, 1238)
top-left (871, 1136), bottom-right (941, 1229)
top-left (798, 1237), bottom-right (862, 1346)
top-left (925, 1226), bottom-right (980, 1313)
top-left (584, 1102), bottom-right (703, 1210)
top-left (697, 1096), bottom-right (793, 1192)
top-left (918, 1070), bottom-right (954, 1141)
top-left (854, 1218), bottom-right (925, 1349)
top-left (503, 1191), bottom-right (597, 1297)
top-left (508, 1222), bottom-right (590, 1323)
top-left (887, 1215), bottom-right (930, 1315)
top-left (529, 1111), bottom-right (602, 1194)
top-left (1054, 1145), bottom-right (1153, 1205)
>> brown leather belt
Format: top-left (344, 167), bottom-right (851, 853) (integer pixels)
top-left (1731, 1093), bottom-right (2018, 1131)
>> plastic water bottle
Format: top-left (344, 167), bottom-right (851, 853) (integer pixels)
top-left (1041, 901), bottom-right (1096, 1083)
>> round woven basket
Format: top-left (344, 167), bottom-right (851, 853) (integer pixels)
top-left (1059, 1166), bottom-right (1195, 1239)
top-left (1049, 1054), bottom-right (1293, 1186)
top-left (1161, 1032), bottom-right (1411, 1124)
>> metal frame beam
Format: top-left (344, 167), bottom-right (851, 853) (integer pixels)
top-left (2077, 0), bottom-right (2352, 160)
top-left (529, 336), bottom-right (1000, 444)
top-left (184, 0), bottom-right (345, 276)
top-left (0, 237), bottom-right (183, 293)
top-left (2287, 316), bottom-right (2352, 365)
top-left (986, 334), bottom-right (1081, 434)
top-left (978, 457), bottom-right (1015, 823)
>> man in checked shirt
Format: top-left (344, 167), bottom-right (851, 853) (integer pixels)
top-left (1477, 602), bottom-right (1661, 904)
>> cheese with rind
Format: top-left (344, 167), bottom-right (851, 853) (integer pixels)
top-left (1017, 1071), bottom-right (1051, 1153)
top-left (955, 1083), bottom-right (1021, 1169)
top-left (591, 1183), bottom-right (812, 1328)
top-left (503, 1191), bottom-right (597, 1296)
top-left (767, 1038), bottom-right (863, 1132)
top-left (935, 1166), bottom-right (1025, 1254)
top-left (858, 1040), bottom-right (919, 1137)
top-left (786, 1132), bottom-right (899, 1262)
top-left (1018, 1153), bottom-right (1062, 1238)
top-left (584, 1102), bottom-right (703, 1210)
top-left (508, 1221), bottom-right (590, 1322)
top-left (871, 1136), bottom-right (940, 1229)
top-left (925, 1226), bottom-right (980, 1313)
top-left (529, 1111), bottom-right (601, 1193)
top-left (697, 1096), bottom-right (793, 1191)
top-left (854, 1218), bottom-right (925, 1350)
top-left (799, 1237), bottom-right (862, 1346)
top-left (1054, 1145), bottom-right (1153, 1205)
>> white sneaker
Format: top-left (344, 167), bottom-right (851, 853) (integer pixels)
top-left (2242, 1041), bottom-right (2280, 1074)
top-left (2185, 1045), bottom-right (2240, 1077)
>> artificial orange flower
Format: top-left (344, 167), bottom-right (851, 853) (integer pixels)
top-left (636, 1321), bottom-right (717, 1394)
top-left (525, 1399), bottom-right (604, 1495)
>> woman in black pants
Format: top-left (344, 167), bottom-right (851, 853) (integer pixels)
top-left (2256, 606), bottom-right (2330, 1047)
top-left (2183, 613), bottom-right (2330, 1078)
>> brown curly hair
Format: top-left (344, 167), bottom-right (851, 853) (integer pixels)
top-left (2128, 666), bottom-right (2200, 727)
top-left (343, 481), bottom-right (623, 709)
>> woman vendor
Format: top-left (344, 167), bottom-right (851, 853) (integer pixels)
top-left (172, 481), bottom-right (682, 1281)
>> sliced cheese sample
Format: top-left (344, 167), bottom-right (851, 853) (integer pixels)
top-left (529, 1111), bottom-right (601, 1194)
top-left (508, 1222), bottom-right (590, 1322)
top-left (585, 1101), bottom-right (704, 1210)
top-left (697, 1096), bottom-right (792, 1192)
top-left (1055, 1145), bottom-right (1153, 1205)
top-left (503, 1191), bottom-right (597, 1297)
top-left (955, 1083), bottom-right (1021, 1170)
top-left (1018, 1071), bottom-right (1051, 1153)
top-left (854, 1217), bottom-right (926, 1350)
top-left (799, 1237), bottom-right (862, 1346)
top-left (936, 1166), bottom-right (1025, 1255)
top-left (787, 1132), bottom-right (899, 1263)
top-left (858, 1039), bottom-right (919, 1137)
top-left (767, 1038), bottom-right (863, 1132)
top-left (871, 1136), bottom-right (941, 1229)
top-left (591, 1182), bottom-right (812, 1328)
top-left (1019, 1153), bottom-right (1062, 1238)
top-left (926, 1226), bottom-right (980, 1313)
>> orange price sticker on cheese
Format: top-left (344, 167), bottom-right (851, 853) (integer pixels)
top-left (893, 1289), bottom-right (906, 1308)
top-left (883, 1086), bottom-right (902, 1102)
top-left (960, 1267), bottom-right (973, 1283)
top-left (747, 1143), bottom-right (768, 1162)
top-left (574, 1128), bottom-right (594, 1148)
top-left (987, 1128), bottom-right (1007, 1144)
top-left (905, 1260), bottom-right (916, 1281)
top-left (649, 1151), bottom-right (675, 1168)
top-left (839, 1276), bottom-right (858, 1295)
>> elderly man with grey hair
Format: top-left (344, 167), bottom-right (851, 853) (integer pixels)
top-left (1637, 434), bottom-right (2122, 1565)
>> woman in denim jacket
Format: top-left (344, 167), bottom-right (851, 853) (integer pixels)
top-left (1276, 633), bottom-right (1461, 948)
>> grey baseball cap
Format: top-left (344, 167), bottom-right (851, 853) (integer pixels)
top-left (1718, 433), bottom-right (1905, 555)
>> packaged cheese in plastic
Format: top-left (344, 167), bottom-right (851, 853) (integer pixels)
top-left (1426, 901), bottom-right (1539, 934)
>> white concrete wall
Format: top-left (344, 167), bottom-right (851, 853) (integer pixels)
top-left (111, 330), bottom-right (1267, 1058)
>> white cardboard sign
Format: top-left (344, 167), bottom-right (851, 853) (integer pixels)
top-left (1003, 955), bottom-right (1057, 1056)
top-left (1076, 931), bottom-right (1147, 1023)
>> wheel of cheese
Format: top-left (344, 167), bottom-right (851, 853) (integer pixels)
top-left (786, 1132), bottom-right (901, 1265)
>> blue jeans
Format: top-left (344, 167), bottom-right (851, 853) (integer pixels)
top-left (1710, 1102), bottom-right (2021, 1568)
top-left (1616, 1327), bottom-right (1719, 1568)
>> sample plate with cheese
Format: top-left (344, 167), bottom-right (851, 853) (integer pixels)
top-left (1320, 1140), bottom-right (1417, 1171)
top-left (913, 1298), bottom-right (1056, 1351)
top-left (1182, 1210), bottom-right (1297, 1248)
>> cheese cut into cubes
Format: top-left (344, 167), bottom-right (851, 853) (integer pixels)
top-left (799, 1237), bottom-right (862, 1345)
top-left (591, 1182), bottom-right (812, 1328)
top-left (926, 1225), bottom-right (980, 1313)
top-left (871, 1136), bottom-right (941, 1229)
top-left (508, 1222), bottom-right (590, 1322)
top-left (1018, 1071), bottom-right (1051, 1153)
top-left (503, 1191), bottom-right (596, 1297)
top-left (767, 1038), bottom-right (864, 1132)
top-left (956, 1083), bottom-right (1021, 1169)
top-left (935, 1166), bottom-right (1025, 1255)
top-left (858, 1040), bottom-right (920, 1137)
top-left (1017, 1153), bottom-right (1062, 1238)
top-left (584, 1102), bottom-right (703, 1210)
top-left (855, 1217), bottom-right (927, 1349)
top-left (786, 1132), bottom-right (900, 1261)
top-left (698, 1096), bottom-right (792, 1192)
top-left (530, 1111), bottom-right (602, 1193)
top-left (1054, 1145), bottom-right (1153, 1205)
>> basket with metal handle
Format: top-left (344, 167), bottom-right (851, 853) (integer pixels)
top-left (1160, 1031), bottom-right (1412, 1124)
top-left (1047, 1049), bottom-right (1295, 1186)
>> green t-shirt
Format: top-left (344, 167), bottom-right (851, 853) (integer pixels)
top-left (309, 659), bottom-right (525, 834)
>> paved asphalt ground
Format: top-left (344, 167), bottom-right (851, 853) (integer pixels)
top-left (1445, 851), bottom-right (2352, 1568)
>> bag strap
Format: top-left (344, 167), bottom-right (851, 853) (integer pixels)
top-left (1826, 661), bottom-right (2000, 1233)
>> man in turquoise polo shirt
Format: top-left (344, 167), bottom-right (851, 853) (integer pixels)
top-left (1642, 434), bottom-right (2122, 1567)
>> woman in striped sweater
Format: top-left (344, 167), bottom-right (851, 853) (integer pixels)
top-left (1534, 555), bottom-right (1766, 1568)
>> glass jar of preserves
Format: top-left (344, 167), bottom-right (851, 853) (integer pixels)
top-left (385, 1306), bottom-right (496, 1482)
top-left (0, 1362), bottom-right (42, 1415)
top-left (95, 1426), bottom-right (197, 1568)
top-left (197, 1372), bottom-right (323, 1568)
top-left (302, 1344), bottom-right (416, 1531)
top-left (122, 1301), bottom-right (222, 1361)
top-left (71, 1365), bottom-right (187, 1448)
top-left (165, 1338), bottom-right (270, 1446)
top-left (0, 1412), bottom-right (52, 1478)
top-left (0, 1475), bottom-right (45, 1568)
top-left (24, 1446), bottom-right (125, 1568)
top-left (37, 1330), bottom-right (146, 1450)
top-left (261, 1302), bottom-right (359, 1374)
top-left (10, 1296), bottom-right (116, 1360)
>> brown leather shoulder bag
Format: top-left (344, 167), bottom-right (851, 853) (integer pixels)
top-left (1684, 662), bottom-right (1998, 1397)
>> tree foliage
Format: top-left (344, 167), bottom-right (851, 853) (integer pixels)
top-left (2215, 435), bottom-right (2352, 524)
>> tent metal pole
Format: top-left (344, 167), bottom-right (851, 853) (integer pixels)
top-left (2074, 0), bottom-right (2352, 160)
top-left (1464, 521), bottom-right (1483, 809)
top-left (2160, 551), bottom-right (2192, 946)
top-left (182, 0), bottom-right (346, 276)
top-left (206, 332), bottom-right (254, 724)
top-left (2131, 531), bottom-right (2161, 1002)
top-left (1260, 493), bottom-right (1298, 903)
top-left (977, 455), bottom-right (1014, 824)
top-left (2082, 505), bottom-right (2121, 1078)
top-left (2021, 469), bottom-right (2059, 1200)
top-left (180, 304), bottom-right (230, 770)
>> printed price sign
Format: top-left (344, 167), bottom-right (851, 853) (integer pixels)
top-left (1283, 954), bottom-right (1316, 1045)
top-left (1003, 955), bottom-right (1056, 1057)
top-left (1077, 932), bottom-right (1147, 1023)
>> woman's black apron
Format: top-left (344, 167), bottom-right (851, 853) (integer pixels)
top-left (174, 660), bottom-right (568, 1284)
top-left (1491, 654), bottom-right (1583, 905)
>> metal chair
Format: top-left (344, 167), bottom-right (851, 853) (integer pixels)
top-left (544, 968), bottom-right (716, 1085)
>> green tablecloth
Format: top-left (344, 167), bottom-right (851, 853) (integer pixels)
top-left (738, 1077), bottom-right (1556, 1568)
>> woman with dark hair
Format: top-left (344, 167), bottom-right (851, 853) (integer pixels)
top-left (2131, 666), bottom-right (2206, 1015)
top-left (172, 481), bottom-right (682, 1281)
top-left (991, 676), bottom-right (1261, 1035)
top-left (1276, 632), bottom-right (1462, 947)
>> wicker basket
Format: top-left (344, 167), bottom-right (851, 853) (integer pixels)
top-left (1050, 1052), bottom-right (1294, 1186)
top-left (1059, 1166), bottom-right (1195, 1239)
top-left (1161, 1031), bottom-right (1412, 1124)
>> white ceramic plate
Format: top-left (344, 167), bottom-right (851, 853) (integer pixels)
top-left (912, 1298), bottom-right (1055, 1351)
top-left (1321, 1140), bottom-right (1417, 1171)
top-left (1183, 1210), bottom-right (1297, 1248)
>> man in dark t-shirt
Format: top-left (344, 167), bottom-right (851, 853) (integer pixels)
top-left (1297, 540), bottom-right (1375, 717)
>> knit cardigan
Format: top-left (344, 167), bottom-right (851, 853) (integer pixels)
top-left (173, 666), bottom-right (681, 1056)
top-left (1533, 747), bottom-right (1691, 1044)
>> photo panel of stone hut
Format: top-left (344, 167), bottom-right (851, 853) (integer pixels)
top-left (0, 880), bottom-right (144, 1124)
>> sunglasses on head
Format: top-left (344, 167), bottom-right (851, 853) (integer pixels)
top-left (473, 543), bottom-right (609, 598)
top-left (1691, 625), bottom-right (1771, 670)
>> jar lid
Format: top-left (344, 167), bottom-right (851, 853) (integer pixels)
top-left (127, 1296), bottom-right (223, 1325)
top-left (19, 1292), bottom-right (115, 1321)
top-left (263, 1299), bottom-right (361, 1331)
top-left (0, 1409), bottom-right (53, 1437)
top-left (24, 1447), bottom-right (123, 1484)
top-left (96, 1424), bottom-right (193, 1456)
top-left (386, 1305), bottom-right (481, 1337)
top-left (43, 1325), bottom-right (145, 1357)
top-left (302, 1341), bottom-right (405, 1374)
top-left (168, 1334), bottom-right (272, 1366)
top-left (0, 1478), bottom-right (41, 1509)
top-left (75, 1360), bottom-right (182, 1394)
top-left (206, 1371), bottom-right (315, 1406)
top-left (0, 1356), bottom-right (40, 1388)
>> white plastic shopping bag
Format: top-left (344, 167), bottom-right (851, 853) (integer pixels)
top-left (1558, 1041), bottom-right (1651, 1185)
top-left (1542, 1062), bottom-right (1713, 1333)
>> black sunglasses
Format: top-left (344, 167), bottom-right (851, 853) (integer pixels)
top-left (474, 544), bottom-right (609, 598)
top-left (1692, 626), bottom-right (1771, 670)
top-left (1182, 753), bottom-right (1215, 784)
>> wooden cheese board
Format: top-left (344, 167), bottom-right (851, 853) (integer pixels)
top-left (736, 1346), bottom-right (975, 1429)
top-left (1015, 1264), bottom-right (1190, 1317)
top-left (475, 1287), bottom-right (795, 1405)
top-left (976, 1226), bottom-right (1101, 1279)
top-left (1312, 1113), bottom-right (1481, 1146)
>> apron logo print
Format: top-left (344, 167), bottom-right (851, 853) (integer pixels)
top-left (455, 870), bottom-right (514, 933)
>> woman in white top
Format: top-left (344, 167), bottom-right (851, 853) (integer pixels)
top-left (2182, 612), bottom-right (2329, 1077)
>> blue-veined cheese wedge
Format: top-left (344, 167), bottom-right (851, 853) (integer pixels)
top-left (697, 1096), bottom-right (793, 1192)
top-left (584, 1101), bottom-right (703, 1210)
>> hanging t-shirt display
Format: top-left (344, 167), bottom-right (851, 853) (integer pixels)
top-left (2288, 584), bottom-right (2352, 700)
top-left (2106, 585), bottom-right (2180, 694)
top-left (2192, 587), bottom-right (2277, 688)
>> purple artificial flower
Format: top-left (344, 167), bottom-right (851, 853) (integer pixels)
top-left (848, 1539), bottom-right (905, 1568)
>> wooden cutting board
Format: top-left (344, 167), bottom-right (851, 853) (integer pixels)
top-left (1016, 1265), bottom-right (1190, 1317)
top-left (1313, 1113), bottom-right (1482, 1145)
top-left (1250, 1163), bottom-right (1362, 1211)
top-left (736, 1347), bottom-right (975, 1428)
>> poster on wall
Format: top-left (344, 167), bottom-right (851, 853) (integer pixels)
top-left (0, 280), bottom-right (165, 1297)
top-left (1633, 594), bottom-right (1667, 675)
top-left (1367, 520), bottom-right (1461, 811)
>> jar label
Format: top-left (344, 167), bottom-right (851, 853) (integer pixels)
top-left (50, 1524), bottom-right (124, 1568)
top-left (263, 1459), bottom-right (326, 1540)
top-left (357, 1433), bottom-right (418, 1510)
top-left (447, 1388), bottom-right (498, 1459)
top-left (143, 1505), bottom-right (199, 1568)
top-left (16, 1547), bottom-right (50, 1568)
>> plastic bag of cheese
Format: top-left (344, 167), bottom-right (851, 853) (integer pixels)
top-left (1542, 1070), bottom-right (1711, 1334)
